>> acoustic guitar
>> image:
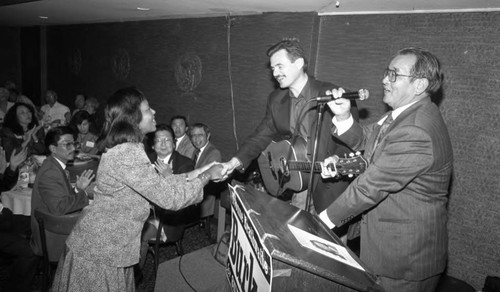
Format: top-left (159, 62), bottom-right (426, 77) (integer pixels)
top-left (257, 136), bottom-right (367, 197)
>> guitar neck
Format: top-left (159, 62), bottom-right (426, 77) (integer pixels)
top-left (288, 161), bottom-right (322, 173)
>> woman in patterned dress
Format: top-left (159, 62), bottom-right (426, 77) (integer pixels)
top-left (51, 87), bottom-right (222, 291)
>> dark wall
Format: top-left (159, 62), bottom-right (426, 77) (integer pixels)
top-left (0, 27), bottom-right (21, 89)
top-left (44, 13), bottom-right (317, 161)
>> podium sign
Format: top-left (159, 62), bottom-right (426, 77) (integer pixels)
top-left (225, 183), bottom-right (384, 292)
top-left (227, 185), bottom-right (272, 292)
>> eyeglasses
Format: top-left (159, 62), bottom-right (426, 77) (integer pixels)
top-left (58, 141), bottom-right (79, 150)
top-left (383, 68), bottom-right (422, 83)
top-left (154, 138), bottom-right (173, 144)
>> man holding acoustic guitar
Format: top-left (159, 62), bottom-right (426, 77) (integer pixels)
top-left (219, 38), bottom-right (364, 217)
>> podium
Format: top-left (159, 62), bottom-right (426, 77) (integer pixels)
top-left (226, 183), bottom-right (384, 292)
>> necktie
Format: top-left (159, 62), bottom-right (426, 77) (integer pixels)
top-left (372, 113), bottom-right (394, 152)
top-left (193, 149), bottom-right (200, 164)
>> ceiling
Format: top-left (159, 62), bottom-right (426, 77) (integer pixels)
top-left (1, 0), bottom-right (500, 27)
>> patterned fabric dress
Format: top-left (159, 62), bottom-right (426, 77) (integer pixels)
top-left (51, 142), bottom-right (204, 292)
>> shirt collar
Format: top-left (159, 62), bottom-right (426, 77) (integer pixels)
top-left (158, 153), bottom-right (172, 164)
top-left (53, 156), bottom-right (66, 169)
top-left (378, 100), bottom-right (419, 125)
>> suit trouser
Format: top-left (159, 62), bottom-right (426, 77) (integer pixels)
top-left (290, 190), bottom-right (316, 214)
top-left (378, 274), bottom-right (441, 292)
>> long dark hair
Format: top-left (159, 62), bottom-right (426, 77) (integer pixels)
top-left (97, 87), bottom-right (145, 150)
top-left (3, 102), bottom-right (39, 135)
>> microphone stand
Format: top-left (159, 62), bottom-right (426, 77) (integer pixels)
top-left (305, 101), bottom-right (325, 213)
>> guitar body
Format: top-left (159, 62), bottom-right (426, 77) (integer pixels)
top-left (257, 137), bottom-right (310, 197)
top-left (258, 137), bottom-right (367, 197)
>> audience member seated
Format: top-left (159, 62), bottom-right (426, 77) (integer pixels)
top-left (190, 123), bottom-right (223, 228)
top-left (72, 93), bottom-right (86, 117)
top-left (40, 90), bottom-right (71, 127)
top-left (83, 96), bottom-right (103, 134)
top-left (0, 144), bottom-right (38, 292)
top-left (0, 87), bottom-right (14, 127)
top-left (139, 124), bottom-right (195, 270)
top-left (69, 110), bottom-right (99, 155)
top-left (30, 126), bottom-right (94, 257)
top-left (171, 115), bottom-right (196, 159)
top-left (0, 102), bottom-right (46, 158)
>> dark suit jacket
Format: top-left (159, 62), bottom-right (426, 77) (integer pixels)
top-left (194, 142), bottom-right (222, 168)
top-left (176, 135), bottom-right (196, 160)
top-left (148, 151), bottom-right (194, 175)
top-left (235, 77), bottom-right (359, 212)
top-left (148, 151), bottom-right (196, 224)
top-left (30, 155), bottom-right (89, 255)
top-left (325, 97), bottom-right (453, 280)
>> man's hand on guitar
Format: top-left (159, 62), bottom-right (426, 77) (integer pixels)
top-left (320, 155), bottom-right (340, 179)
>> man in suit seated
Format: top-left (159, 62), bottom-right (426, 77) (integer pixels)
top-left (171, 115), bottom-right (196, 159)
top-left (0, 145), bottom-right (38, 292)
top-left (30, 126), bottom-right (95, 257)
top-left (189, 123), bottom-right (222, 228)
top-left (139, 124), bottom-right (195, 269)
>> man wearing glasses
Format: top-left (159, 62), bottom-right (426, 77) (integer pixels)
top-left (30, 126), bottom-right (95, 257)
top-left (319, 47), bottom-right (453, 292)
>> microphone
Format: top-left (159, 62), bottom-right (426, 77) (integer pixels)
top-left (314, 89), bottom-right (368, 102)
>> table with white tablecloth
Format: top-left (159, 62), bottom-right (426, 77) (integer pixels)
top-left (1, 186), bottom-right (32, 216)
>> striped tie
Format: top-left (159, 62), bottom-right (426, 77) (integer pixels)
top-left (372, 113), bottom-right (394, 152)
top-left (193, 149), bottom-right (200, 164)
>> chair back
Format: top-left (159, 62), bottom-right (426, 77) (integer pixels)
top-left (33, 209), bottom-right (80, 262)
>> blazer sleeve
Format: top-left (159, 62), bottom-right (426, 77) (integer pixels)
top-left (38, 167), bottom-right (89, 215)
top-left (104, 144), bottom-right (204, 211)
top-left (326, 124), bottom-right (434, 226)
top-left (234, 93), bottom-right (281, 170)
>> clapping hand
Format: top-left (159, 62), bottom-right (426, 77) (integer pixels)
top-left (76, 169), bottom-right (95, 190)
top-left (154, 160), bottom-right (173, 177)
top-left (21, 124), bottom-right (44, 148)
top-left (10, 147), bottom-right (28, 171)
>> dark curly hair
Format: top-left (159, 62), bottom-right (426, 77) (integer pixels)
top-left (3, 102), bottom-right (39, 136)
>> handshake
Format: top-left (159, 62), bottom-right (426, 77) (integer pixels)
top-left (188, 157), bottom-right (243, 182)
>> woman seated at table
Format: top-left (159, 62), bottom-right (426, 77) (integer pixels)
top-left (0, 102), bottom-right (46, 158)
top-left (51, 87), bottom-right (223, 291)
top-left (69, 110), bottom-right (99, 155)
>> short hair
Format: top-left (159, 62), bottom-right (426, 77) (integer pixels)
top-left (189, 122), bottom-right (210, 137)
top-left (46, 90), bottom-right (58, 100)
top-left (69, 110), bottom-right (94, 135)
top-left (267, 39), bottom-right (308, 73)
top-left (396, 47), bottom-right (443, 95)
top-left (3, 102), bottom-right (39, 136)
top-left (154, 123), bottom-right (174, 138)
top-left (45, 126), bottom-right (74, 148)
top-left (105, 120), bottom-right (143, 149)
top-left (170, 115), bottom-right (188, 125)
top-left (85, 96), bottom-right (99, 109)
top-left (0, 87), bottom-right (9, 99)
top-left (71, 110), bottom-right (91, 125)
top-left (98, 87), bottom-right (146, 150)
